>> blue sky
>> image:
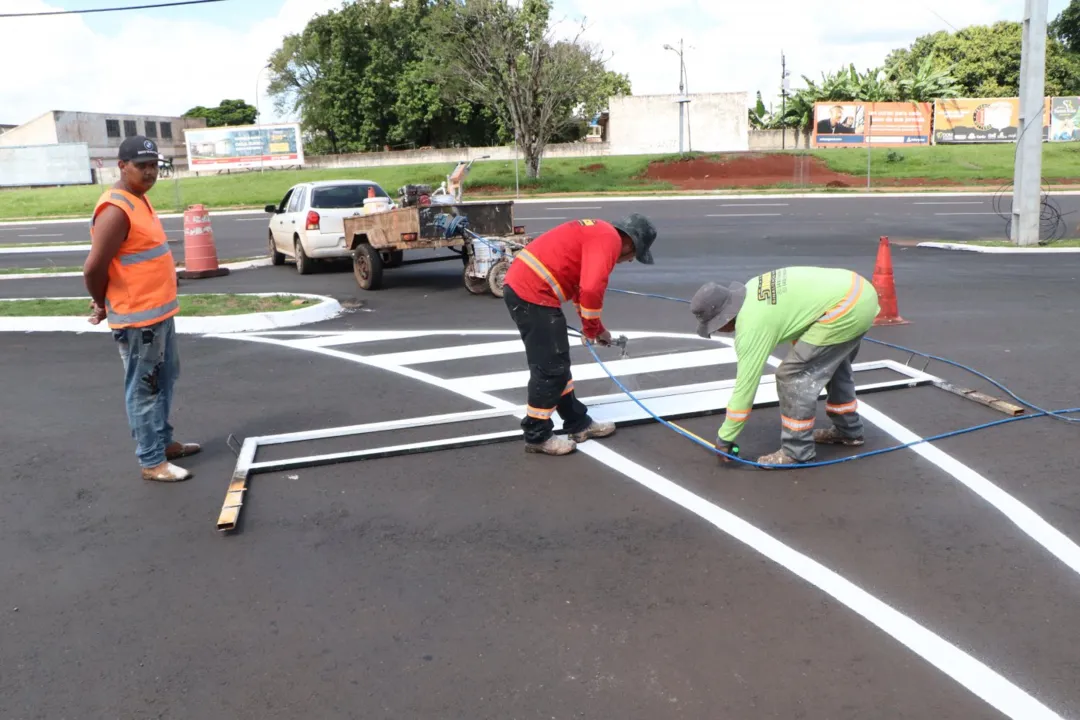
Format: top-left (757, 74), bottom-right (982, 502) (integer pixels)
top-left (2, 0), bottom-right (1073, 127)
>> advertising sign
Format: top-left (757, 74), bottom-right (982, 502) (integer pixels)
top-left (932, 98), bottom-right (1050, 144)
top-left (183, 123), bottom-right (304, 170)
top-left (1049, 96), bottom-right (1080, 142)
top-left (812, 102), bottom-right (932, 147)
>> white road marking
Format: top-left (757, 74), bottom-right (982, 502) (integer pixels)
top-left (914, 201), bottom-right (985, 205)
top-left (230, 217), bottom-right (271, 222)
top-left (934, 212), bottom-right (1001, 216)
top-left (546, 206), bottom-right (601, 210)
top-left (517, 216), bottom-right (567, 221)
top-left (365, 339), bottom-right (526, 365)
top-left (579, 442), bottom-right (1063, 720)
top-left (446, 347), bottom-right (738, 391)
top-left (716, 203), bottom-right (789, 207)
top-left (0, 244), bottom-right (91, 254)
top-left (218, 328), bottom-right (1067, 719)
top-left (706, 213), bottom-right (784, 218)
top-left (17, 233), bottom-right (64, 238)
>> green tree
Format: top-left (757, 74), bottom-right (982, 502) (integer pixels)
top-left (884, 21), bottom-right (1080, 97)
top-left (265, 0), bottom-right (502, 155)
top-left (1051, 0), bottom-right (1080, 54)
top-left (182, 99), bottom-right (257, 127)
top-left (425, 0), bottom-right (617, 178)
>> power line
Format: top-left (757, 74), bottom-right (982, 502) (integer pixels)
top-left (0, 0), bottom-right (228, 18)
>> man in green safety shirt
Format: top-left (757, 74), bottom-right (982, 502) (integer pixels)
top-left (689, 266), bottom-right (880, 466)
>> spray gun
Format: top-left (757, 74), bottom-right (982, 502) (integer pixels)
top-left (611, 334), bottom-right (629, 358)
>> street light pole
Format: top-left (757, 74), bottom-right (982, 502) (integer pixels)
top-left (664, 40), bottom-right (689, 153)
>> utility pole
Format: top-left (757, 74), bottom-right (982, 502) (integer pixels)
top-left (1011, 0), bottom-right (1049, 246)
top-left (665, 40), bottom-right (690, 153)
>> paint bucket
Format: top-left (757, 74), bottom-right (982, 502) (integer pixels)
top-left (364, 196), bottom-right (391, 214)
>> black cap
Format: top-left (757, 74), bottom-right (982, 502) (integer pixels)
top-left (611, 213), bottom-right (657, 264)
top-left (118, 135), bottom-right (159, 163)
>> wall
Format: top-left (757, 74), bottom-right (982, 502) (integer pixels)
top-left (301, 141), bottom-right (611, 170)
top-left (607, 92), bottom-right (749, 155)
top-left (748, 129), bottom-right (811, 150)
top-left (0, 112), bottom-right (59, 148)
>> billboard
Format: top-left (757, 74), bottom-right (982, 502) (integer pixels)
top-left (812, 102), bottom-right (932, 147)
top-left (0, 142), bottom-right (91, 188)
top-left (1049, 96), bottom-right (1080, 142)
top-left (183, 123), bottom-right (304, 170)
top-left (932, 98), bottom-right (1050, 144)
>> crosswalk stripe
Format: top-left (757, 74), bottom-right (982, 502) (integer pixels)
top-left (365, 339), bottom-right (526, 365)
top-left (445, 348), bottom-right (738, 392)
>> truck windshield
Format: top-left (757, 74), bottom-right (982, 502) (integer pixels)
top-left (311, 184), bottom-right (389, 209)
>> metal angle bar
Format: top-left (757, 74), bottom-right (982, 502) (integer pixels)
top-left (217, 437), bottom-right (258, 532)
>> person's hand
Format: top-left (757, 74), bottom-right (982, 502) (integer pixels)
top-left (715, 439), bottom-right (739, 466)
top-left (596, 330), bottom-right (613, 347)
top-left (88, 300), bottom-right (107, 325)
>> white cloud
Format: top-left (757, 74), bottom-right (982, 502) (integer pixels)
top-left (0, 0), bottom-right (341, 125)
top-left (556, 0), bottom-right (1069, 110)
top-left (1, 0), bottom-right (1070, 129)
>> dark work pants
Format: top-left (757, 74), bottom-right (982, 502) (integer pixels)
top-left (504, 285), bottom-right (593, 444)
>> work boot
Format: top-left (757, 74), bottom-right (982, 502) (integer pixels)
top-left (525, 435), bottom-right (577, 456)
top-left (166, 441), bottom-right (202, 460)
top-left (813, 427), bottom-right (864, 446)
top-left (568, 421), bottom-right (616, 443)
top-left (141, 461), bottom-right (192, 482)
top-left (755, 449), bottom-right (802, 469)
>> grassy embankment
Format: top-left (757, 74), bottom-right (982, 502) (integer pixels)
top-left (2, 144), bottom-right (1080, 221)
top-left (0, 294), bottom-right (315, 316)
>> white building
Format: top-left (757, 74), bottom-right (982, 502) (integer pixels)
top-left (0, 110), bottom-right (207, 167)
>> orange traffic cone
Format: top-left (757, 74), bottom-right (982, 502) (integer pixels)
top-left (178, 204), bottom-right (230, 279)
top-left (872, 236), bottom-right (909, 326)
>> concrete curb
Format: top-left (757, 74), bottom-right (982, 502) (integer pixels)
top-left (0, 292), bottom-right (342, 334)
top-left (0, 256), bottom-right (273, 281)
top-left (917, 241), bottom-right (1080, 254)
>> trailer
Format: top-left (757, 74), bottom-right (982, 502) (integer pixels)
top-left (343, 200), bottom-right (530, 295)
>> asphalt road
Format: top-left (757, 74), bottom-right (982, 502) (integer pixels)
top-left (2, 191), bottom-right (1079, 270)
top-left (3, 204), bottom-right (1080, 718)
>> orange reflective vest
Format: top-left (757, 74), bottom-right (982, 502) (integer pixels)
top-left (91, 188), bottom-right (178, 329)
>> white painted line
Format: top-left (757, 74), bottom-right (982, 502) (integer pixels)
top-left (230, 217), bottom-right (271, 222)
top-left (859, 404), bottom-right (1080, 578)
top-left (705, 213), bottom-right (784, 218)
top-left (933, 212), bottom-right (1001, 216)
top-left (577, 443), bottom-right (1063, 720)
top-left (913, 201), bottom-right (985, 205)
top-left (0, 244), bottom-right (91, 254)
top-left (447, 347), bottom-right (738, 392)
top-left (221, 328), bottom-right (1065, 719)
top-left (918, 242), bottom-right (1080, 254)
top-left (546, 206), bottom-right (601, 210)
top-left (716, 203), bottom-right (789, 207)
top-left (0, 208), bottom-right (265, 227)
top-left (516, 216), bottom-right (567, 221)
top-left (366, 339), bottom-right (526, 365)
top-left (18, 233), bottom-right (64, 238)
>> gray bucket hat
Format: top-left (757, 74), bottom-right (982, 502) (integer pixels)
top-left (610, 213), bottom-right (657, 264)
top-left (690, 280), bottom-right (747, 338)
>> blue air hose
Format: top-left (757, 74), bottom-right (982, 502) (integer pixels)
top-left (560, 287), bottom-right (1080, 469)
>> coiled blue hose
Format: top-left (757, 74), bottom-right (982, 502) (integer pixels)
top-left (562, 287), bottom-right (1080, 469)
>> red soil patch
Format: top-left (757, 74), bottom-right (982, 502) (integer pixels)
top-left (580, 163), bottom-right (606, 173)
top-left (639, 153), bottom-right (1047, 190)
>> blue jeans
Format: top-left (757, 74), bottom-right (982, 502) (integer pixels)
top-left (113, 317), bottom-right (179, 468)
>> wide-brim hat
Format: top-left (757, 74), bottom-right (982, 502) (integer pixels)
top-left (690, 280), bottom-right (747, 338)
top-left (610, 213), bottom-right (657, 264)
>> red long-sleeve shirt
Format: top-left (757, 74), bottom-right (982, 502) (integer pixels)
top-left (504, 219), bottom-right (623, 338)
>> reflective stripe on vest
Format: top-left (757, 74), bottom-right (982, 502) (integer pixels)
top-left (119, 242), bottom-right (171, 265)
top-left (819, 273), bottom-right (864, 324)
top-left (516, 249), bottom-right (568, 304)
top-left (105, 298), bottom-right (179, 326)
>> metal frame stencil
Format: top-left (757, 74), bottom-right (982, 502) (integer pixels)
top-left (217, 359), bottom-right (943, 533)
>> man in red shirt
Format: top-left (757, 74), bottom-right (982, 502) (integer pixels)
top-left (503, 213), bottom-right (658, 456)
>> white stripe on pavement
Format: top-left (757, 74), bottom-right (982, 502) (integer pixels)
top-left (706, 213), bottom-right (784, 218)
top-left (0, 244), bottom-right (91, 254)
top-left (934, 212), bottom-right (1001, 216)
top-left (914, 201), bottom-right (985, 205)
top-left (18, 233), bottom-right (64, 238)
top-left (716, 203), bottom-right (789, 207)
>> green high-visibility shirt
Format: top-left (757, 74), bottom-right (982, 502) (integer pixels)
top-left (717, 266), bottom-right (880, 443)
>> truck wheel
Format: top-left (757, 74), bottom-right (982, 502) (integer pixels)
top-left (463, 266), bottom-right (488, 295)
top-left (353, 244), bottom-right (384, 290)
top-left (487, 260), bottom-right (510, 298)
